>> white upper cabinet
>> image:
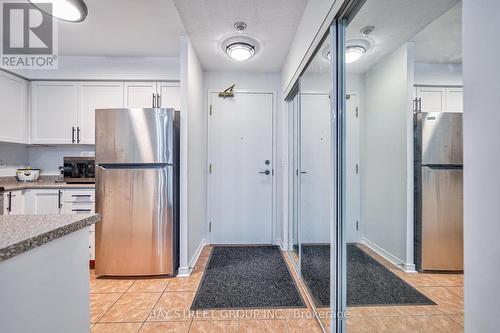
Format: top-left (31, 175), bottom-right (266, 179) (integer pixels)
top-left (124, 82), bottom-right (157, 108)
top-left (30, 80), bottom-right (180, 144)
top-left (158, 82), bottom-right (180, 110)
top-left (124, 81), bottom-right (180, 109)
top-left (79, 82), bottom-right (124, 144)
top-left (416, 87), bottom-right (446, 113)
top-left (32, 81), bottom-right (79, 144)
top-left (416, 86), bottom-right (463, 113)
top-left (0, 72), bottom-right (28, 143)
top-left (444, 88), bottom-right (464, 112)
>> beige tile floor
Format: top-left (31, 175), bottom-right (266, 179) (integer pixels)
top-left (90, 245), bottom-right (464, 333)
top-left (90, 246), bottom-right (323, 333)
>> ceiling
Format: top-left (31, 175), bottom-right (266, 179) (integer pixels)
top-left (57, 0), bottom-right (186, 56)
top-left (346, 0), bottom-right (460, 74)
top-left (172, 0), bottom-right (309, 72)
top-left (413, 2), bottom-right (462, 64)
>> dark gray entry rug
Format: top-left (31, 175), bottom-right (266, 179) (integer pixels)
top-left (191, 246), bottom-right (306, 309)
top-left (301, 244), bottom-right (435, 307)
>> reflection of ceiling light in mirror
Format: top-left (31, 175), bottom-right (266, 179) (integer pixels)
top-left (345, 46), bottom-right (366, 63)
top-left (226, 42), bottom-right (255, 61)
top-left (29, 0), bottom-right (88, 22)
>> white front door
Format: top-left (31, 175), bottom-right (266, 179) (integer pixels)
top-left (209, 92), bottom-right (274, 244)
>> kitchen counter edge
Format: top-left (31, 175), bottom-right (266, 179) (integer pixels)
top-left (0, 214), bottom-right (100, 262)
top-left (1, 182), bottom-right (95, 191)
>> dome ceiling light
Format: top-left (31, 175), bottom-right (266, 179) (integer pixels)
top-left (345, 45), bottom-right (366, 63)
top-left (28, 0), bottom-right (88, 23)
top-left (221, 25), bottom-right (259, 62)
top-left (226, 42), bottom-right (255, 61)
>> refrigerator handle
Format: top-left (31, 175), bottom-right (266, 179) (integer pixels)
top-left (152, 93), bottom-right (156, 108)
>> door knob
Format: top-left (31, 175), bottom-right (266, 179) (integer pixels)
top-left (259, 170), bottom-right (271, 175)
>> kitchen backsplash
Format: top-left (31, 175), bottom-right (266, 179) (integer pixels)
top-left (0, 142), bottom-right (29, 177)
top-left (0, 143), bottom-right (95, 176)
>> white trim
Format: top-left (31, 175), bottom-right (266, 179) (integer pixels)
top-left (275, 239), bottom-right (285, 251)
top-left (206, 89), bottom-right (277, 245)
top-left (359, 237), bottom-right (416, 273)
top-left (405, 43), bottom-right (416, 270)
top-left (345, 91), bottom-right (361, 243)
top-left (177, 238), bottom-right (207, 277)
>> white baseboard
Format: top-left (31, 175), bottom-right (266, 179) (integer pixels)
top-left (275, 239), bottom-right (285, 251)
top-left (359, 237), bottom-right (416, 273)
top-left (178, 238), bottom-right (207, 277)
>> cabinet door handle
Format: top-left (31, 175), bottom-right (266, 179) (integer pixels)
top-left (72, 194), bottom-right (91, 197)
top-left (152, 93), bottom-right (156, 108)
top-left (7, 192), bottom-right (12, 213)
top-left (72, 209), bottom-right (92, 212)
top-left (418, 98), bottom-right (422, 112)
top-left (58, 190), bottom-right (63, 209)
top-left (77, 127), bottom-right (81, 143)
top-left (72, 127), bottom-right (76, 143)
top-left (157, 93), bottom-right (161, 108)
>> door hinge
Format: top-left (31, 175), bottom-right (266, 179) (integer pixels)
top-left (209, 164), bottom-right (212, 174)
top-left (209, 222), bottom-right (212, 233)
top-left (209, 105), bottom-right (213, 116)
top-left (356, 220), bottom-right (359, 231)
top-left (356, 107), bottom-right (359, 118)
top-left (356, 163), bottom-right (359, 174)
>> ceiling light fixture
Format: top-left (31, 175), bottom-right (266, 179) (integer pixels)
top-left (226, 42), bottom-right (255, 61)
top-left (345, 45), bottom-right (366, 63)
top-left (28, 0), bottom-right (88, 23)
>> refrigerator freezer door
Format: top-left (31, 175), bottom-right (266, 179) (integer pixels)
top-left (95, 165), bottom-right (174, 276)
top-left (420, 112), bottom-right (463, 165)
top-left (95, 108), bottom-right (175, 164)
top-left (421, 166), bottom-right (463, 270)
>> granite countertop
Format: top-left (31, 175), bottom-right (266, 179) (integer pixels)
top-left (1, 180), bottom-right (95, 191)
top-left (0, 177), bottom-right (95, 191)
top-left (0, 214), bottom-right (100, 262)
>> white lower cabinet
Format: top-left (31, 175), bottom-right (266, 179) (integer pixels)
top-left (62, 189), bottom-right (96, 260)
top-left (3, 190), bottom-right (25, 215)
top-left (28, 189), bottom-right (62, 215)
top-left (21, 188), bottom-right (96, 261)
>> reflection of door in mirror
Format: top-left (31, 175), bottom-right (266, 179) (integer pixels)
top-left (299, 91), bottom-right (331, 308)
top-left (298, 30), bottom-right (332, 311)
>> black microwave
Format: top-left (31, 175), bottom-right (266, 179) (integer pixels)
top-left (63, 157), bottom-right (95, 184)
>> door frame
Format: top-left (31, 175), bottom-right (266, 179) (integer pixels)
top-left (345, 92), bottom-right (361, 243)
top-left (206, 89), bottom-right (277, 245)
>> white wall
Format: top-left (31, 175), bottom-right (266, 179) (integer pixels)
top-left (11, 56), bottom-right (180, 81)
top-left (179, 37), bottom-right (206, 274)
top-left (414, 62), bottom-right (462, 86)
top-left (0, 143), bottom-right (29, 177)
top-left (463, 0), bottom-right (500, 331)
top-left (360, 43), bottom-right (415, 269)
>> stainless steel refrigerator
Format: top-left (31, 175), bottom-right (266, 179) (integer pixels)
top-left (414, 112), bottom-right (463, 271)
top-left (95, 108), bottom-right (180, 277)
